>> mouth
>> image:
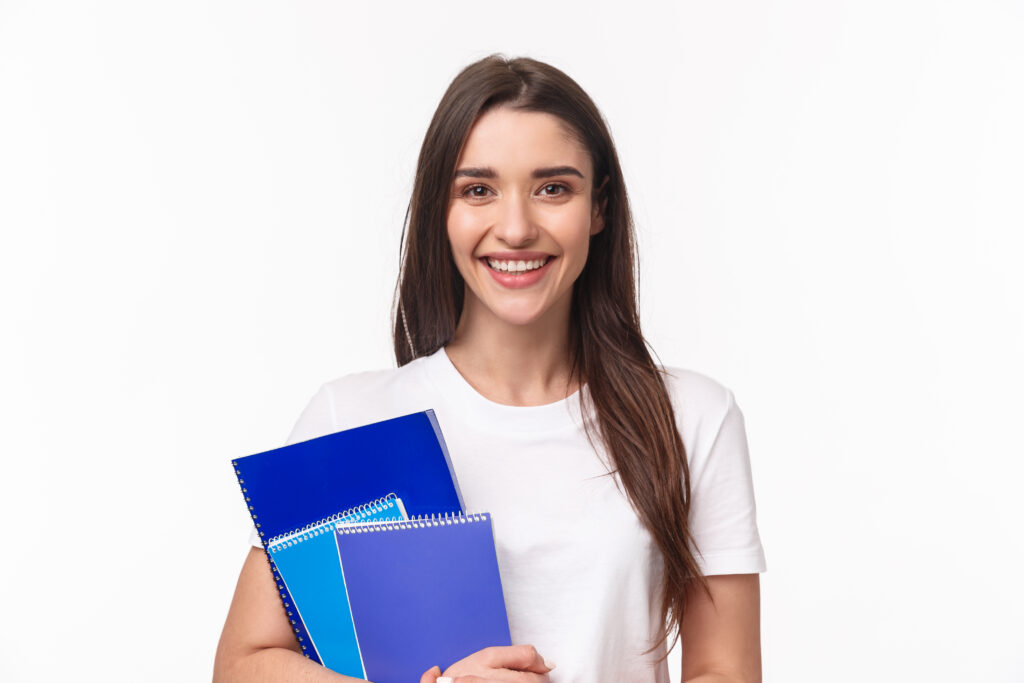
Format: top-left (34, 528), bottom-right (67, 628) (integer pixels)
top-left (479, 255), bottom-right (556, 274)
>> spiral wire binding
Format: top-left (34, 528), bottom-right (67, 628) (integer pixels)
top-left (336, 511), bottom-right (490, 534)
top-left (266, 492), bottom-right (403, 551)
top-left (231, 459), bottom-right (317, 660)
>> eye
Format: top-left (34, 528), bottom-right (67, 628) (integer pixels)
top-left (539, 183), bottom-right (570, 197)
top-left (461, 184), bottom-right (493, 199)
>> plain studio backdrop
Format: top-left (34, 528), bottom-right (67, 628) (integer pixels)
top-left (1, 1), bottom-right (1022, 681)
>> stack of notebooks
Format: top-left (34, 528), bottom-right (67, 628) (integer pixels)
top-left (231, 409), bottom-right (511, 683)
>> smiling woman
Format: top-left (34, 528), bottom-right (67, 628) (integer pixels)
top-left (214, 54), bottom-right (766, 683)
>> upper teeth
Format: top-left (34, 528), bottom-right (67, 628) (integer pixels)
top-left (487, 258), bottom-right (548, 272)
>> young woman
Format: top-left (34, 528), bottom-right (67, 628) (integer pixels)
top-left (214, 54), bottom-right (766, 683)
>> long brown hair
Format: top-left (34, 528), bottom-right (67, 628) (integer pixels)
top-left (390, 54), bottom-right (712, 655)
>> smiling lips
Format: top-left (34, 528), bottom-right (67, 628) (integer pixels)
top-left (478, 254), bottom-right (556, 289)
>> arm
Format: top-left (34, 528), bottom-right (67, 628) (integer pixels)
top-left (679, 574), bottom-right (762, 683)
top-left (213, 547), bottom-right (365, 683)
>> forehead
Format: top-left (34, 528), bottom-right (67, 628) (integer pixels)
top-left (457, 107), bottom-right (592, 177)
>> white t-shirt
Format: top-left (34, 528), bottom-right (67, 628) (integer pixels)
top-left (248, 346), bottom-right (767, 682)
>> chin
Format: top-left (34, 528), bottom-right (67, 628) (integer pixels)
top-left (494, 312), bottom-right (545, 327)
top-left (486, 303), bottom-right (550, 328)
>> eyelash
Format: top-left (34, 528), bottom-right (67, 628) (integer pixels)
top-left (461, 182), bottom-right (571, 199)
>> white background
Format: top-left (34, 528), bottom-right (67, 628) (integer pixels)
top-left (1, 1), bottom-right (1022, 681)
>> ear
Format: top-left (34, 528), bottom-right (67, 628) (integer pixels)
top-left (590, 175), bottom-right (610, 236)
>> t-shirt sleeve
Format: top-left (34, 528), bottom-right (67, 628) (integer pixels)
top-left (685, 386), bottom-right (767, 576)
top-left (247, 383), bottom-right (337, 548)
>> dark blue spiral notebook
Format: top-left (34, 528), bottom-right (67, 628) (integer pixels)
top-left (234, 409), bottom-right (465, 542)
top-left (231, 409), bottom-right (467, 664)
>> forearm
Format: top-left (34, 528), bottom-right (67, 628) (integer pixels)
top-left (213, 646), bottom-right (366, 683)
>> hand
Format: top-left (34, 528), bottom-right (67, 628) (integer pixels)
top-left (419, 644), bottom-right (556, 682)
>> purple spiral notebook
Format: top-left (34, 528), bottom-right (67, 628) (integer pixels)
top-left (335, 513), bottom-right (512, 683)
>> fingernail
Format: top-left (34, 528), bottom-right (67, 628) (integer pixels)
top-left (437, 678), bottom-right (453, 683)
top-left (544, 657), bottom-right (557, 670)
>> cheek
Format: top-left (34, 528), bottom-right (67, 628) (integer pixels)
top-left (446, 207), bottom-right (481, 258)
top-left (550, 207), bottom-right (595, 260)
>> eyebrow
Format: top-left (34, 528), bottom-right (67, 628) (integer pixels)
top-left (453, 165), bottom-right (585, 180)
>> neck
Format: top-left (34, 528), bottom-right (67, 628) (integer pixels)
top-left (445, 292), bottom-right (579, 407)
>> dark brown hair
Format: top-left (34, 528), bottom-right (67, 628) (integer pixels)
top-left (390, 53), bottom-right (712, 655)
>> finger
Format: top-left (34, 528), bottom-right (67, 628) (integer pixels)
top-left (420, 665), bottom-right (442, 683)
top-left (482, 644), bottom-right (555, 674)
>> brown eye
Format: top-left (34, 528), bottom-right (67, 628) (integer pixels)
top-left (463, 184), bottom-right (491, 198)
top-left (540, 183), bottom-right (569, 196)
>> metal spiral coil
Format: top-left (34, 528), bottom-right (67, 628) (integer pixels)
top-left (266, 492), bottom-right (404, 550)
top-left (335, 511), bottom-right (488, 534)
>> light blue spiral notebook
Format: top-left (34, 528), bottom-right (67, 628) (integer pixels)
top-left (267, 494), bottom-right (409, 674)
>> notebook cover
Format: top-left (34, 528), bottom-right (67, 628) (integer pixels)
top-left (335, 514), bottom-right (512, 683)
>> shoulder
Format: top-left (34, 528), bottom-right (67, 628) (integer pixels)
top-left (318, 354), bottom-right (427, 401)
top-left (293, 354), bottom-right (437, 437)
top-left (658, 365), bottom-right (737, 422)
top-left (319, 364), bottom-right (403, 401)
top-left (655, 365), bottom-right (747, 468)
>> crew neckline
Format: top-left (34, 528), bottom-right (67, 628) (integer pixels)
top-left (422, 345), bottom-right (588, 434)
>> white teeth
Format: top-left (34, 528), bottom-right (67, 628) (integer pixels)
top-left (486, 257), bottom-right (549, 273)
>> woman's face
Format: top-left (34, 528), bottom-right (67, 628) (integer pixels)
top-left (446, 106), bottom-right (605, 330)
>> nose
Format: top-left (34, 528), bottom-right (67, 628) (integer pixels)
top-left (492, 191), bottom-right (538, 247)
